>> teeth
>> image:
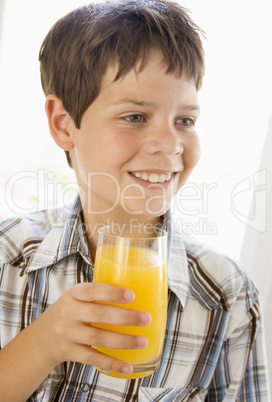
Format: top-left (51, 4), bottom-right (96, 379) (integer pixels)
top-left (142, 173), bottom-right (148, 181)
top-left (149, 174), bottom-right (159, 183)
top-left (158, 174), bottom-right (166, 182)
top-left (131, 172), bottom-right (172, 183)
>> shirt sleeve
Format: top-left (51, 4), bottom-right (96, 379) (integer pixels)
top-left (206, 302), bottom-right (271, 401)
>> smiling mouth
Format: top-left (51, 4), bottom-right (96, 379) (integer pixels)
top-left (130, 171), bottom-right (174, 183)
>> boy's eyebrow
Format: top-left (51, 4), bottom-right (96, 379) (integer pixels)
top-left (109, 99), bottom-right (155, 107)
top-left (109, 98), bottom-right (200, 112)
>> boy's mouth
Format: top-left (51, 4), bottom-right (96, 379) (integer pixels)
top-left (129, 171), bottom-right (175, 184)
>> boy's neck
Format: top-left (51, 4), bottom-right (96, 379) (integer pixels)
top-left (81, 211), bottom-right (163, 260)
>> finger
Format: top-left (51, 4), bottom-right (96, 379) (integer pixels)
top-left (70, 323), bottom-right (148, 350)
top-left (71, 282), bottom-right (135, 304)
top-left (75, 301), bottom-right (151, 327)
top-left (70, 344), bottom-right (133, 376)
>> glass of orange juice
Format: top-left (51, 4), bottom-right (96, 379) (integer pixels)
top-left (92, 224), bottom-right (168, 379)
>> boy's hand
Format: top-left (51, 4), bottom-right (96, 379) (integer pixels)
top-left (38, 282), bottom-right (151, 375)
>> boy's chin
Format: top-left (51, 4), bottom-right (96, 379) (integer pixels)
top-left (121, 202), bottom-right (170, 220)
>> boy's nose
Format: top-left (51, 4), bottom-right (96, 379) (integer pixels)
top-left (143, 124), bottom-right (184, 157)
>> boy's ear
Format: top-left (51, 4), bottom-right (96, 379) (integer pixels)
top-left (45, 95), bottom-right (74, 151)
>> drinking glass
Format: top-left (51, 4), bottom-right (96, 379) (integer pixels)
top-left (92, 224), bottom-right (168, 379)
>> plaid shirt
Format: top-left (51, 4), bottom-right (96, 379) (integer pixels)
top-left (0, 196), bottom-right (270, 401)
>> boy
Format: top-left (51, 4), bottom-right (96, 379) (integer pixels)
top-left (0, 0), bottom-right (270, 400)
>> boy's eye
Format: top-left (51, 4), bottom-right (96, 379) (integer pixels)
top-left (123, 114), bottom-right (145, 123)
top-left (176, 117), bottom-right (195, 127)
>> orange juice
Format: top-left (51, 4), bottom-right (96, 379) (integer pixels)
top-left (92, 244), bottom-right (168, 379)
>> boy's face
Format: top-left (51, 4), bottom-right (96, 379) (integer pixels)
top-left (68, 48), bottom-right (200, 224)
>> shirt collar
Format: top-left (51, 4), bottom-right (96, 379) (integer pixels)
top-left (26, 197), bottom-right (190, 308)
top-left (26, 195), bottom-right (92, 272)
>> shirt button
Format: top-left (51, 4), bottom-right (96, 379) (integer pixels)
top-left (80, 383), bottom-right (91, 393)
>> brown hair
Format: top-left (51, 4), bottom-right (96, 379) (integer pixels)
top-left (39, 0), bottom-right (205, 168)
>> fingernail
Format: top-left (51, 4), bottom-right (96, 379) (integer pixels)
top-left (141, 312), bottom-right (151, 325)
top-left (137, 336), bottom-right (148, 348)
top-left (122, 365), bottom-right (133, 375)
top-left (123, 290), bottom-right (135, 302)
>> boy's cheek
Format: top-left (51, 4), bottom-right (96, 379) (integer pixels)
top-left (184, 138), bottom-right (201, 169)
